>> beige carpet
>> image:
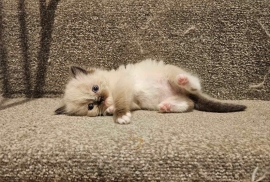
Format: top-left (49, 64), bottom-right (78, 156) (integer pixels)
top-left (0, 98), bottom-right (269, 181)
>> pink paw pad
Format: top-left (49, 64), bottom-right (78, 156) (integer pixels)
top-left (177, 74), bottom-right (189, 86)
top-left (159, 103), bottom-right (172, 112)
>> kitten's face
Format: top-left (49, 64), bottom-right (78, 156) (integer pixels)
top-left (55, 66), bottom-right (111, 117)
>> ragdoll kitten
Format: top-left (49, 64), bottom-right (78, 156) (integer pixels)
top-left (55, 59), bottom-right (246, 124)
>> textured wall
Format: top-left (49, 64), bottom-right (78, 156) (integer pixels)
top-left (0, 0), bottom-right (269, 99)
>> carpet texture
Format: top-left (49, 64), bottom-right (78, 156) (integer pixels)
top-left (1, 0), bottom-right (270, 181)
top-left (0, 99), bottom-right (270, 181)
top-left (0, 0), bottom-right (269, 99)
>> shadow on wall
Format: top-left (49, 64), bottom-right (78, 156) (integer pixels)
top-left (34, 0), bottom-right (60, 97)
top-left (0, 0), bottom-right (60, 99)
top-left (0, 0), bottom-right (9, 97)
top-left (18, 0), bottom-right (31, 98)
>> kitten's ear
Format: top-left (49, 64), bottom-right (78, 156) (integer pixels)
top-left (55, 105), bottom-right (66, 115)
top-left (70, 66), bottom-right (88, 78)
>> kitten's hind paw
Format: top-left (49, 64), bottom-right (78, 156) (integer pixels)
top-left (116, 112), bottom-right (131, 124)
top-left (177, 74), bottom-right (189, 86)
top-left (176, 74), bottom-right (201, 92)
top-left (158, 103), bottom-right (172, 112)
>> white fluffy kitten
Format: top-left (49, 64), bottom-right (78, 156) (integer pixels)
top-left (55, 59), bottom-right (246, 124)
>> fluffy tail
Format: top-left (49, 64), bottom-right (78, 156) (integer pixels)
top-left (188, 93), bottom-right (247, 112)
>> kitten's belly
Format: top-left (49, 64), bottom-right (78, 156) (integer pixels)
top-left (134, 75), bottom-right (176, 110)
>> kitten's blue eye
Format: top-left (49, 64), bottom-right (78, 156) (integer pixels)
top-left (88, 103), bottom-right (94, 110)
top-left (92, 85), bottom-right (99, 93)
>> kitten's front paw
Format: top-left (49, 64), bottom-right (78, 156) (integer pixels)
top-left (105, 105), bottom-right (115, 115)
top-left (116, 112), bottom-right (131, 124)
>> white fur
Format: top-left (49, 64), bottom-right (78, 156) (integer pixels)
top-left (158, 97), bottom-right (190, 113)
top-left (116, 112), bottom-right (131, 124)
top-left (175, 102), bottom-right (189, 112)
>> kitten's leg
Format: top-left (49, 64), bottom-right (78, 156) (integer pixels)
top-left (176, 73), bottom-right (201, 92)
top-left (113, 96), bottom-right (132, 124)
top-left (104, 96), bottom-right (114, 115)
top-left (165, 65), bottom-right (201, 93)
top-left (158, 96), bottom-right (194, 113)
top-left (112, 76), bottom-right (134, 124)
top-left (105, 102), bottom-right (139, 115)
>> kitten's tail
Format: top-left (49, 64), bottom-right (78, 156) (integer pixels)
top-left (188, 93), bottom-right (247, 112)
